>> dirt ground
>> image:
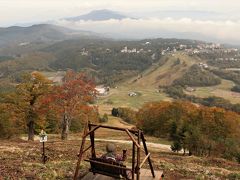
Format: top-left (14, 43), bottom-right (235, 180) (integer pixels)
top-left (1, 136), bottom-right (240, 180)
top-left (1, 117), bottom-right (239, 180)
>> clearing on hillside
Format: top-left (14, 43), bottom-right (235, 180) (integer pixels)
top-left (128, 53), bottom-right (197, 88)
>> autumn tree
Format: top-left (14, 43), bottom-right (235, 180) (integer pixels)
top-left (137, 100), bottom-right (240, 161)
top-left (45, 70), bottom-right (98, 140)
top-left (11, 72), bottom-right (52, 140)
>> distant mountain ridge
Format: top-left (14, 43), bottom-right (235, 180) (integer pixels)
top-left (0, 24), bottom-right (98, 47)
top-left (65, 9), bottom-right (130, 21)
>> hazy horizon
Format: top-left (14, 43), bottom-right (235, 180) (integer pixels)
top-left (1, 0), bottom-right (240, 44)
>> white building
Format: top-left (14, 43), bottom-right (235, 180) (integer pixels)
top-left (95, 87), bottom-right (109, 96)
top-left (121, 46), bottom-right (128, 53)
top-left (128, 92), bottom-right (137, 97)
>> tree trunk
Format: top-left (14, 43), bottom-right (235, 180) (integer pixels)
top-left (61, 114), bottom-right (70, 140)
top-left (28, 120), bottom-right (35, 141)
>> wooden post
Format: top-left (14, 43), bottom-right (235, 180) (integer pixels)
top-left (88, 123), bottom-right (96, 158)
top-left (136, 130), bottom-right (141, 180)
top-left (141, 132), bottom-right (155, 178)
top-left (132, 142), bottom-right (135, 180)
top-left (125, 129), bottom-right (141, 148)
top-left (74, 122), bottom-right (88, 180)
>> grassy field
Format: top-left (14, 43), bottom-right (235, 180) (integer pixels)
top-left (97, 53), bottom-right (240, 116)
top-left (97, 86), bottom-right (170, 110)
top-left (97, 53), bottom-right (198, 110)
top-left (127, 53), bottom-right (196, 88)
top-left (185, 79), bottom-right (240, 104)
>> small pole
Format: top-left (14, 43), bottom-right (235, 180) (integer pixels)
top-left (39, 129), bottom-right (47, 164)
top-left (42, 141), bottom-right (46, 164)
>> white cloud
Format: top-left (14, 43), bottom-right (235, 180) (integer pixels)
top-left (1, 0), bottom-right (240, 43)
top-left (55, 18), bottom-right (240, 44)
top-left (1, 0), bottom-right (240, 26)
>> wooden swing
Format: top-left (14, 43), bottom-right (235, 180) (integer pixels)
top-left (74, 121), bottom-right (163, 180)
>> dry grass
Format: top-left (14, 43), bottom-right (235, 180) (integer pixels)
top-left (1, 118), bottom-right (239, 179)
top-left (127, 53), bottom-right (196, 88)
top-left (1, 137), bottom-right (239, 180)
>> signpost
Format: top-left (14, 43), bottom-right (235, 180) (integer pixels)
top-left (39, 129), bottom-right (48, 164)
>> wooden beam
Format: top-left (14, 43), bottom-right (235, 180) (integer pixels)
top-left (83, 125), bottom-right (100, 138)
top-left (125, 129), bottom-right (141, 148)
top-left (89, 123), bottom-right (138, 133)
top-left (139, 153), bottom-right (150, 169)
top-left (141, 132), bottom-right (155, 178)
top-left (82, 145), bottom-right (92, 154)
top-left (132, 142), bottom-right (135, 180)
top-left (88, 124), bottom-right (96, 158)
top-left (74, 123), bottom-right (88, 180)
top-left (84, 159), bottom-right (132, 171)
top-left (136, 130), bottom-right (141, 180)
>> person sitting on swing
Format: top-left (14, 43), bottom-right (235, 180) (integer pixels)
top-left (101, 143), bottom-right (127, 162)
top-left (101, 143), bottom-right (132, 179)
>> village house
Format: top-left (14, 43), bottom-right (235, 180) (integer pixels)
top-left (199, 62), bottom-right (208, 68)
top-left (95, 87), bottom-right (110, 96)
top-left (128, 92), bottom-right (137, 97)
top-left (185, 87), bottom-right (196, 92)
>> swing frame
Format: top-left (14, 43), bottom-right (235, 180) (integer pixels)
top-left (73, 122), bottom-right (155, 180)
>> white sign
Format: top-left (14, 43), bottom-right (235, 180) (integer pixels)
top-left (40, 135), bottom-right (47, 142)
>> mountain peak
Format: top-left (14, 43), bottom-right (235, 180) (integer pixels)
top-left (65, 9), bottom-right (128, 21)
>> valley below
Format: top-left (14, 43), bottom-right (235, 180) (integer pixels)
top-left (1, 26), bottom-right (240, 180)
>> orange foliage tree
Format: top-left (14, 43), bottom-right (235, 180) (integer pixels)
top-left (2, 72), bottom-right (52, 140)
top-left (43, 70), bottom-right (98, 140)
top-left (137, 100), bottom-right (240, 160)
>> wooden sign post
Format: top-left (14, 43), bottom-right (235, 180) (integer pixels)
top-left (39, 129), bottom-right (48, 164)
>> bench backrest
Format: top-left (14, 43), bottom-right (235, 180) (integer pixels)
top-left (86, 158), bottom-right (131, 179)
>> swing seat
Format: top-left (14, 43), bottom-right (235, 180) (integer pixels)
top-left (85, 158), bottom-right (132, 179)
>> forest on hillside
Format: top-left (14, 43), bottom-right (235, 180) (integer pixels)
top-left (173, 64), bottom-right (221, 86)
top-left (112, 101), bottom-right (240, 163)
top-left (0, 38), bottom-right (206, 87)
